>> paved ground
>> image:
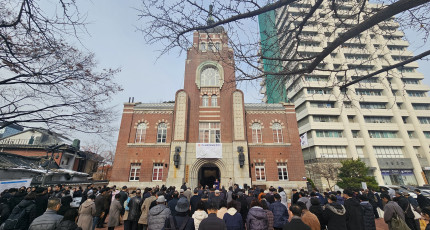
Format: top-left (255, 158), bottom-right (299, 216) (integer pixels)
top-left (100, 217), bottom-right (390, 230)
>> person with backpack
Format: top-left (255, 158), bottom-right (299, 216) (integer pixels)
top-left (164, 197), bottom-right (195, 230)
top-left (1, 192), bottom-right (36, 230)
top-left (380, 194), bottom-right (406, 230)
top-left (28, 198), bottom-right (63, 230)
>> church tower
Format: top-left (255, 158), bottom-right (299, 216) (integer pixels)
top-left (166, 16), bottom-right (253, 187)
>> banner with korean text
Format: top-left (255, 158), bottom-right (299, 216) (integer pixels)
top-left (196, 143), bottom-right (222, 158)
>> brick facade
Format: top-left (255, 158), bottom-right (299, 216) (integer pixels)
top-left (110, 27), bottom-right (306, 189)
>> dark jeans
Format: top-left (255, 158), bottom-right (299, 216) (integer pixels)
top-left (92, 216), bottom-right (101, 230)
top-left (373, 206), bottom-right (380, 218)
top-left (124, 220), bottom-right (131, 230)
top-left (130, 221), bottom-right (138, 230)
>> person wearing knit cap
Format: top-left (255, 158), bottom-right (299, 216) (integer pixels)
top-left (147, 196), bottom-right (171, 230)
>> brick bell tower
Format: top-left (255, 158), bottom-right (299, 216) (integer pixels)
top-left (166, 8), bottom-right (252, 188)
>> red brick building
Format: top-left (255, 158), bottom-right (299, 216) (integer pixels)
top-left (110, 26), bottom-right (306, 189)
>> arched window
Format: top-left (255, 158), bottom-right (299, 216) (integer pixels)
top-left (208, 43), bottom-right (214, 51)
top-left (272, 123), bottom-right (283, 143)
top-left (215, 42), bottom-right (221, 51)
top-left (251, 123), bottom-right (262, 143)
top-left (135, 123), bottom-right (147, 143)
top-left (211, 95), bottom-right (218, 107)
top-left (200, 43), bottom-right (206, 51)
top-left (157, 123), bottom-right (167, 143)
top-left (202, 95), bottom-right (209, 106)
top-left (201, 66), bottom-right (220, 87)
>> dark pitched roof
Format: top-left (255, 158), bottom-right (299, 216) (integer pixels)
top-left (0, 152), bottom-right (58, 169)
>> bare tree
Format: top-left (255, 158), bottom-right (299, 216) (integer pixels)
top-left (0, 0), bottom-right (122, 133)
top-left (136, 0), bottom-right (430, 91)
top-left (306, 159), bottom-right (341, 190)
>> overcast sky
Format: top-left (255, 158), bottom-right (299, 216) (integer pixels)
top-left (72, 0), bottom-right (430, 151)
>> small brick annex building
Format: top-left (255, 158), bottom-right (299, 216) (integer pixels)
top-left (109, 26), bottom-right (306, 190)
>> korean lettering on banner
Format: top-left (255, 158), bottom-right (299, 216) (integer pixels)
top-left (185, 165), bottom-right (189, 183)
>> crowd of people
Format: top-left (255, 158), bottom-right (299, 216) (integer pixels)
top-left (1, 182), bottom-right (430, 230)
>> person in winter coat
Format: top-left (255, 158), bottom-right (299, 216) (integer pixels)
top-left (107, 194), bottom-right (122, 230)
top-left (261, 199), bottom-right (274, 230)
top-left (164, 197), bottom-right (195, 230)
top-left (380, 193), bottom-right (405, 230)
top-left (147, 196), bottom-right (171, 230)
top-left (55, 209), bottom-right (81, 230)
top-left (278, 188), bottom-right (287, 207)
top-left (394, 192), bottom-right (418, 230)
top-left (309, 198), bottom-right (325, 230)
top-left (192, 201), bottom-right (208, 230)
top-left (358, 195), bottom-right (376, 230)
top-left (322, 194), bottom-right (347, 230)
top-left (282, 204), bottom-right (311, 230)
top-left (138, 190), bottom-right (156, 229)
top-left (246, 199), bottom-right (268, 230)
top-left (297, 202), bottom-right (320, 230)
top-left (269, 194), bottom-right (289, 230)
top-left (223, 201), bottom-right (243, 230)
top-left (217, 200), bottom-right (228, 219)
top-left (127, 190), bottom-right (142, 230)
top-left (28, 198), bottom-right (63, 230)
top-left (34, 188), bottom-right (49, 219)
top-left (343, 190), bottom-right (365, 230)
top-left (57, 190), bottom-right (73, 216)
top-left (77, 195), bottom-right (96, 230)
top-left (415, 189), bottom-right (430, 210)
top-left (168, 191), bottom-right (180, 216)
top-left (199, 201), bottom-right (227, 230)
top-left (0, 197), bottom-right (10, 226)
top-left (8, 188), bottom-right (26, 212)
top-left (2, 192), bottom-right (37, 230)
top-left (421, 207), bottom-right (430, 230)
top-left (297, 192), bottom-right (311, 210)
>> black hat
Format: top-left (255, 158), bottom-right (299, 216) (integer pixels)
top-left (175, 197), bottom-right (189, 213)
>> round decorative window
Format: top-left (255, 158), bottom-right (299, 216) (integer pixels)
top-left (200, 66), bottom-right (220, 87)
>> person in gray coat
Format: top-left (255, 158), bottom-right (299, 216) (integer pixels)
top-left (147, 196), bottom-right (171, 230)
top-left (29, 198), bottom-right (63, 230)
top-left (107, 194), bottom-right (122, 230)
top-left (381, 194), bottom-right (405, 230)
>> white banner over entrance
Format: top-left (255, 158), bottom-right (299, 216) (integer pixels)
top-left (196, 143), bottom-right (222, 158)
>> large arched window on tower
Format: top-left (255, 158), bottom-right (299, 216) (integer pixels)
top-left (272, 123), bottom-right (283, 143)
top-left (251, 123), bottom-right (262, 143)
top-left (211, 95), bottom-right (218, 107)
top-left (135, 123), bottom-right (147, 143)
top-left (202, 95), bottom-right (209, 106)
top-left (157, 123), bottom-right (167, 143)
top-left (200, 66), bottom-right (220, 87)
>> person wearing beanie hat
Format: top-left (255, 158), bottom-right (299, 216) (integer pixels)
top-left (147, 195), bottom-right (171, 230)
top-left (164, 197), bottom-right (195, 230)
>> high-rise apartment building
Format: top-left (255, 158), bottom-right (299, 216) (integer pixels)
top-left (259, 0), bottom-right (430, 188)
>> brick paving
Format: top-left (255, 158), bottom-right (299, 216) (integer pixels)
top-left (99, 217), bottom-right (390, 230)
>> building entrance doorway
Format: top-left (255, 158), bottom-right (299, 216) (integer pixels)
top-left (198, 164), bottom-right (220, 188)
